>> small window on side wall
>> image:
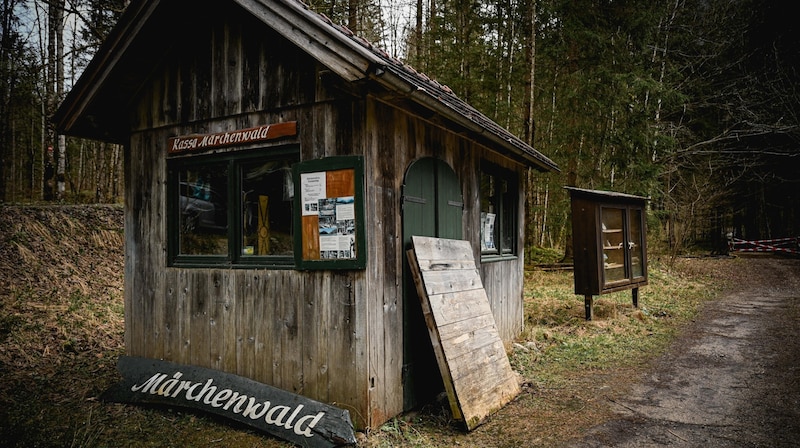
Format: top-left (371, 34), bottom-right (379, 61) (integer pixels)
top-left (168, 146), bottom-right (299, 268)
top-left (480, 162), bottom-right (518, 258)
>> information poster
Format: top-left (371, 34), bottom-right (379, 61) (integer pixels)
top-left (481, 212), bottom-right (496, 251)
top-left (295, 157), bottom-right (365, 269)
top-left (301, 172), bottom-right (326, 216)
top-left (317, 196), bottom-right (355, 259)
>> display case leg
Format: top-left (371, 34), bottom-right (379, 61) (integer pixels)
top-left (584, 295), bottom-right (593, 321)
top-left (632, 287), bottom-right (639, 308)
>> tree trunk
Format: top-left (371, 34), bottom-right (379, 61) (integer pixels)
top-left (523, 0), bottom-right (536, 144)
top-left (46, 0), bottom-right (66, 200)
top-left (0, 0), bottom-right (16, 201)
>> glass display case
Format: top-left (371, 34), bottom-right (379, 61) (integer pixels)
top-left (567, 187), bottom-right (648, 320)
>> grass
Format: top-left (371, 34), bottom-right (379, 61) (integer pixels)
top-left (516, 258), bottom-right (716, 377)
top-left (0, 205), bottom-right (733, 447)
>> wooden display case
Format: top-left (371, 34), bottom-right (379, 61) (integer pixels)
top-left (566, 187), bottom-right (648, 320)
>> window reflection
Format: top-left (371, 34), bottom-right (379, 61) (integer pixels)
top-left (179, 165), bottom-right (229, 255)
top-left (601, 207), bottom-right (625, 284)
top-left (630, 209), bottom-right (644, 278)
top-left (480, 166), bottom-right (517, 256)
top-left (241, 161), bottom-right (294, 256)
top-left (171, 148), bottom-right (299, 264)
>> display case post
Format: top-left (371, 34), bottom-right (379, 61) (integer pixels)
top-left (584, 295), bottom-right (594, 321)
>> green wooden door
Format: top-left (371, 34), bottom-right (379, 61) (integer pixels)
top-left (401, 157), bottom-right (463, 409)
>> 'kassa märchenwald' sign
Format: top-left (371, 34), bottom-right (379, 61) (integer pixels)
top-left (102, 356), bottom-right (356, 447)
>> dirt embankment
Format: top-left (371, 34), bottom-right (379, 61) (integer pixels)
top-left (0, 205), bottom-right (126, 443)
top-left (0, 204), bottom-right (124, 300)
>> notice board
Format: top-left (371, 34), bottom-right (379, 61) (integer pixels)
top-left (294, 156), bottom-right (366, 270)
top-left (406, 236), bottom-right (520, 430)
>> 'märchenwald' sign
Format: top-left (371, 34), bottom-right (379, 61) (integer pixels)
top-left (102, 356), bottom-right (356, 447)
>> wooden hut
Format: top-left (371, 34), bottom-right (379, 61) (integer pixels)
top-left (54, 0), bottom-right (558, 430)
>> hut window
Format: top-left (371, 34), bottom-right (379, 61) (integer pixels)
top-left (480, 163), bottom-right (518, 257)
top-left (168, 147), bottom-right (299, 267)
top-left (178, 163), bottom-right (230, 256)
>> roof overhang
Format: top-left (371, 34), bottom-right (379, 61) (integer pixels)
top-left (54, 0), bottom-right (558, 172)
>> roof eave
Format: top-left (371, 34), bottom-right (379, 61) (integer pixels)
top-left (234, 0), bottom-right (379, 82)
top-left (372, 69), bottom-right (560, 172)
top-left (54, 0), bottom-right (561, 175)
top-left (53, 0), bottom-right (163, 138)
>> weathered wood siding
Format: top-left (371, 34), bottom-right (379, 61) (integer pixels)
top-left (125, 7), bottom-right (370, 427)
top-left (363, 99), bottom-right (526, 351)
top-left (122, 4), bottom-right (526, 430)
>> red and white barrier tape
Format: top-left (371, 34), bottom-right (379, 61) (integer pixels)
top-left (729, 237), bottom-right (799, 254)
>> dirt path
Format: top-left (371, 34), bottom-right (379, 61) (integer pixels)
top-left (565, 256), bottom-right (800, 447)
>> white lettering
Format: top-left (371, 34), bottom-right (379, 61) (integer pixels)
top-left (242, 398), bottom-right (270, 420)
top-left (170, 138), bottom-right (198, 151)
top-left (223, 391), bottom-right (248, 413)
top-left (185, 378), bottom-right (213, 401)
top-left (200, 382), bottom-right (219, 405)
top-left (283, 404), bottom-right (303, 429)
top-left (169, 122), bottom-right (295, 153)
top-left (156, 372), bottom-right (183, 396)
top-left (294, 411), bottom-right (325, 437)
top-left (210, 389), bottom-right (232, 408)
top-left (173, 380), bottom-right (192, 398)
top-left (265, 404), bottom-right (291, 426)
top-left (131, 373), bottom-right (167, 393)
top-left (127, 368), bottom-right (329, 440)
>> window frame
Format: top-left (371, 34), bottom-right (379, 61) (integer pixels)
top-left (167, 145), bottom-right (300, 269)
top-left (293, 156), bottom-right (367, 270)
top-left (479, 161), bottom-right (519, 261)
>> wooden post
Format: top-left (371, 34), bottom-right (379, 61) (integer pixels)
top-left (584, 295), bottom-right (593, 321)
top-left (257, 195), bottom-right (269, 255)
top-left (632, 287), bottom-right (639, 308)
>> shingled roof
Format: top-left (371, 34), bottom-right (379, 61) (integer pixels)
top-left (54, 0), bottom-right (558, 172)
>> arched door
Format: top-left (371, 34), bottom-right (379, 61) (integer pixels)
top-left (401, 157), bottom-right (464, 409)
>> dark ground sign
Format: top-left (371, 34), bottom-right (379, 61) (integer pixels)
top-left (102, 356), bottom-right (356, 447)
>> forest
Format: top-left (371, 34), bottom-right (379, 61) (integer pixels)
top-left (1, 0), bottom-right (798, 255)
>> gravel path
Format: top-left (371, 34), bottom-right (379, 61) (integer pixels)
top-left (566, 256), bottom-right (800, 447)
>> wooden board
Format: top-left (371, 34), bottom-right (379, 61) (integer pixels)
top-left (406, 236), bottom-right (520, 431)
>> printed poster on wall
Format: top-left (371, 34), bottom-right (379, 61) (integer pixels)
top-left (317, 196), bottom-right (355, 259)
top-left (300, 170), bottom-right (357, 260)
top-left (301, 172), bottom-right (326, 216)
top-left (295, 156), bottom-right (365, 270)
top-left (481, 212), bottom-right (496, 251)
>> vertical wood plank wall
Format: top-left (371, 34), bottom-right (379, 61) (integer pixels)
top-left (124, 5), bottom-right (527, 430)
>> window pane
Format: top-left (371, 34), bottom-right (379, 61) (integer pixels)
top-left (601, 207), bottom-right (626, 284)
top-left (241, 160), bottom-right (295, 256)
top-left (500, 178), bottom-right (514, 253)
top-left (179, 165), bottom-right (229, 255)
top-left (480, 172), bottom-right (498, 252)
top-left (630, 209), bottom-right (644, 278)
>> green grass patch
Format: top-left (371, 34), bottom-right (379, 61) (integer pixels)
top-left (525, 246), bottom-right (565, 265)
top-left (515, 258), bottom-right (719, 388)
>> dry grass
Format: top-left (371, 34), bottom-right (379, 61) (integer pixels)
top-left (0, 205), bottom-right (735, 447)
